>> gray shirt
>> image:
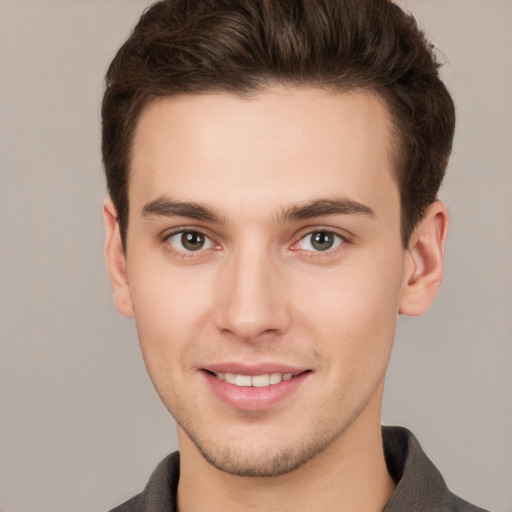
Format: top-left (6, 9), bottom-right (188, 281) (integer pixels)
top-left (109, 426), bottom-right (490, 512)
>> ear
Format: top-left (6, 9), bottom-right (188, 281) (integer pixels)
top-left (103, 197), bottom-right (134, 318)
top-left (399, 201), bottom-right (449, 316)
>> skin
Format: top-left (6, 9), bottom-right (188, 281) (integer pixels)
top-left (104, 87), bottom-right (448, 512)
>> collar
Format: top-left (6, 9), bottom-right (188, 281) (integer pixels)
top-left (111, 426), bottom-right (488, 512)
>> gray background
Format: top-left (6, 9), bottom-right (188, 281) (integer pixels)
top-left (0, 1), bottom-right (510, 511)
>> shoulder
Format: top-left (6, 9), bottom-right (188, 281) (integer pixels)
top-left (108, 452), bottom-right (180, 512)
top-left (383, 426), bottom-right (490, 512)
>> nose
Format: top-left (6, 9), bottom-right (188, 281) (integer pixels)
top-left (214, 246), bottom-right (290, 342)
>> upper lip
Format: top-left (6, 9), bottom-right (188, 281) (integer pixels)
top-left (203, 362), bottom-right (309, 376)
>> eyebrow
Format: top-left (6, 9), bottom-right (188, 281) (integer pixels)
top-left (141, 197), bottom-right (224, 223)
top-left (278, 197), bottom-right (375, 222)
top-left (141, 196), bottom-right (375, 224)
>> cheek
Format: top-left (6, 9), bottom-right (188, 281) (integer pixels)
top-left (294, 251), bottom-right (403, 369)
top-left (127, 261), bottom-right (216, 371)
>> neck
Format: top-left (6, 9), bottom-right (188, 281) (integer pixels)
top-left (176, 392), bottom-right (395, 512)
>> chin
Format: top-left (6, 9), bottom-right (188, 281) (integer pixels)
top-left (182, 422), bottom-right (340, 477)
top-left (196, 443), bottom-right (317, 477)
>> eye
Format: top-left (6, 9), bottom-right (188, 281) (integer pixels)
top-left (166, 230), bottom-right (215, 252)
top-left (296, 230), bottom-right (344, 252)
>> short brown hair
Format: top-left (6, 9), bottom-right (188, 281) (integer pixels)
top-left (102, 0), bottom-right (455, 248)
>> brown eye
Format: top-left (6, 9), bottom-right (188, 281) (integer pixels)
top-left (167, 231), bottom-right (214, 252)
top-left (181, 232), bottom-right (205, 251)
top-left (297, 230), bottom-right (343, 252)
top-left (311, 231), bottom-right (335, 251)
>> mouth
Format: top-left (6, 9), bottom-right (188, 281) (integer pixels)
top-left (205, 370), bottom-right (297, 388)
top-left (202, 367), bottom-right (311, 411)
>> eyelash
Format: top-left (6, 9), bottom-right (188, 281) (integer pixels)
top-left (163, 229), bottom-right (220, 257)
top-left (162, 228), bottom-right (349, 257)
top-left (291, 230), bottom-right (347, 254)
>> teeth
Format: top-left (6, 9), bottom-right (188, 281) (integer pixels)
top-left (235, 375), bottom-right (252, 387)
top-left (214, 372), bottom-right (296, 387)
top-left (224, 373), bottom-right (236, 384)
top-left (251, 374), bottom-right (270, 387)
top-left (269, 373), bottom-right (282, 384)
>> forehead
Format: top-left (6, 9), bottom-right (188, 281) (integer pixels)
top-left (129, 87), bottom-right (399, 219)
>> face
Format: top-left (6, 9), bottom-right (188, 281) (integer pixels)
top-left (107, 87), bottom-right (430, 476)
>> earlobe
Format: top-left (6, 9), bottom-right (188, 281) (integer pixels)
top-left (103, 198), bottom-right (134, 318)
top-left (399, 201), bottom-right (449, 316)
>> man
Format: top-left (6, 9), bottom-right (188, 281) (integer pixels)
top-left (101, 0), bottom-right (489, 510)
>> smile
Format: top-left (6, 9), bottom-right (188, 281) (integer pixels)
top-left (204, 368), bottom-right (310, 411)
top-left (214, 372), bottom-right (294, 387)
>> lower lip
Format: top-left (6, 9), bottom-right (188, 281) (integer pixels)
top-left (203, 371), bottom-right (310, 411)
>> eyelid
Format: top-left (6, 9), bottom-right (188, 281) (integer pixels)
top-left (290, 227), bottom-right (350, 253)
top-left (162, 227), bottom-right (220, 254)
top-left (160, 225), bottom-right (215, 241)
top-left (159, 225), bottom-right (351, 256)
